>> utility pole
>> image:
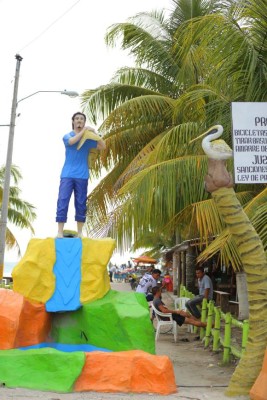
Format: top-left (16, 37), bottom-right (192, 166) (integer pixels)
top-left (0, 54), bottom-right (23, 279)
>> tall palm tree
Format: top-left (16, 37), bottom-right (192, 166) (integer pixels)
top-left (0, 165), bottom-right (36, 255)
top-left (81, 0), bottom-right (267, 394)
top-left (165, 0), bottom-right (267, 265)
top-left (82, 0), bottom-right (232, 251)
top-left (82, 0), bottom-right (266, 262)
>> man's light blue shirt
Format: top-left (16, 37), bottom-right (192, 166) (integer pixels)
top-left (198, 274), bottom-right (213, 300)
top-left (60, 132), bottom-right (97, 179)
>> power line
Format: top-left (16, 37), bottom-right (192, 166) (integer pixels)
top-left (18, 0), bottom-right (81, 52)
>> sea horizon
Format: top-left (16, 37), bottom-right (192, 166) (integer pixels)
top-left (3, 261), bottom-right (18, 277)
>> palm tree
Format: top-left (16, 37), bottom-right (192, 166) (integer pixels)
top-left (82, 0), bottom-right (233, 251)
top-left (81, 0), bottom-right (267, 394)
top-left (0, 165), bottom-right (36, 255)
top-left (82, 0), bottom-right (267, 258)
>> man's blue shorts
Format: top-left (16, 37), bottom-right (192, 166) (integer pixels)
top-left (56, 178), bottom-right (88, 223)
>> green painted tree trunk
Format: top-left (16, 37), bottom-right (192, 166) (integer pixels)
top-left (212, 187), bottom-right (267, 396)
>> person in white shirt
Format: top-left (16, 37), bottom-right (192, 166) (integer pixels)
top-left (136, 269), bottom-right (162, 301)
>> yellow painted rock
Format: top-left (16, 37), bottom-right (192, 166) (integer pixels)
top-left (12, 238), bottom-right (56, 303)
top-left (12, 237), bottom-right (116, 311)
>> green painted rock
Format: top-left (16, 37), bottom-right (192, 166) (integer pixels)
top-left (51, 290), bottom-right (155, 354)
top-left (0, 348), bottom-right (85, 392)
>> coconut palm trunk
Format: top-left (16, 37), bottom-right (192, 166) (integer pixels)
top-left (212, 187), bottom-right (267, 395)
top-left (202, 126), bottom-right (267, 395)
top-left (185, 246), bottom-right (197, 294)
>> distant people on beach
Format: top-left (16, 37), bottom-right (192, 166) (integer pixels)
top-left (109, 265), bottom-right (117, 282)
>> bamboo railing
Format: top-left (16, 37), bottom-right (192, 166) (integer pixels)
top-left (179, 285), bottom-right (249, 363)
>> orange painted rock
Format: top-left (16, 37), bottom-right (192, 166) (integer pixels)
top-left (15, 298), bottom-right (51, 348)
top-left (74, 350), bottom-right (177, 395)
top-left (0, 289), bottom-right (23, 349)
top-left (0, 289), bottom-right (51, 349)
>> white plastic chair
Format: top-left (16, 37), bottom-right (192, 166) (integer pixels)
top-left (174, 296), bottom-right (190, 310)
top-left (174, 297), bottom-right (194, 333)
top-left (151, 303), bottom-right (177, 343)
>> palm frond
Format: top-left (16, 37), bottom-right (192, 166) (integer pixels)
top-left (81, 83), bottom-right (161, 125)
top-left (105, 20), bottom-right (175, 72)
top-left (197, 189), bottom-right (267, 270)
top-left (111, 67), bottom-right (179, 96)
top-left (117, 155), bottom-right (209, 229)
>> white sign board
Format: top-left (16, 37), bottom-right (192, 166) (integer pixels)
top-left (232, 102), bottom-right (267, 183)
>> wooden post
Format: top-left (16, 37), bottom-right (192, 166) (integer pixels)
top-left (172, 252), bottom-right (178, 295)
top-left (236, 271), bottom-right (249, 320)
top-left (214, 290), bottom-right (230, 313)
top-left (182, 251), bottom-right (186, 286)
top-left (177, 252), bottom-right (182, 294)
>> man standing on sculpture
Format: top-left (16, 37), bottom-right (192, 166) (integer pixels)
top-left (56, 112), bottom-right (106, 238)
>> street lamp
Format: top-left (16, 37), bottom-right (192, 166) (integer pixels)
top-left (0, 54), bottom-right (79, 279)
top-left (17, 90), bottom-right (79, 104)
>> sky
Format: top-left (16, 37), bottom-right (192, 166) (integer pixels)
top-left (0, 0), bottom-right (171, 265)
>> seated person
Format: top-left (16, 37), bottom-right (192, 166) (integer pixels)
top-left (152, 286), bottom-right (207, 328)
top-left (186, 266), bottom-right (213, 319)
top-left (136, 268), bottom-right (162, 301)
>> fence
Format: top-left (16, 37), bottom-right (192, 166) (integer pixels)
top-left (0, 280), bottom-right (12, 289)
top-left (113, 272), bottom-right (129, 282)
top-left (179, 285), bottom-right (249, 363)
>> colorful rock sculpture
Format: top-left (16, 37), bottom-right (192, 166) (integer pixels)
top-left (0, 236), bottom-right (177, 394)
top-left (51, 289), bottom-right (155, 354)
